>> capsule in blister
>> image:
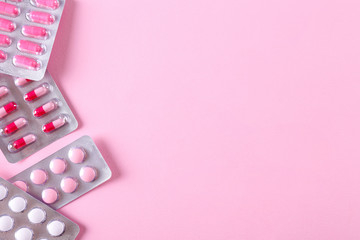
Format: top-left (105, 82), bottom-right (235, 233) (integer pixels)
top-left (17, 40), bottom-right (44, 55)
top-left (24, 84), bottom-right (49, 101)
top-left (27, 11), bottom-right (55, 25)
top-left (22, 25), bottom-right (48, 39)
top-left (15, 78), bottom-right (33, 87)
top-left (0, 102), bottom-right (17, 119)
top-left (13, 55), bottom-right (41, 70)
top-left (1, 118), bottom-right (27, 136)
top-left (0, 2), bottom-right (20, 17)
top-left (0, 18), bottom-right (15, 32)
top-left (33, 99), bottom-right (58, 117)
top-left (42, 115), bottom-right (67, 133)
top-left (0, 86), bottom-right (8, 98)
top-left (8, 134), bottom-right (36, 152)
top-left (31, 0), bottom-right (59, 10)
top-left (0, 34), bottom-right (11, 47)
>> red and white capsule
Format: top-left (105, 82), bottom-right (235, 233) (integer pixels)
top-left (0, 2), bottom-right (20, 17)
top-left (13, 55), bottom-right (41, 70)
top-left (17, 40), bottom-right (44, 55)
top-left (31, 0), bottom-right (59, 10)
top-left (27, 11), bottom-right (55, 25)
top-left (0, 18), bottom-right (15, 32)
top-left (0, 102), bottom-right (17, 119)
top-left (1, 117), bottom-right (27, 135)
top-left (0, 34), bottom-right (11, 47)
top-left (33, 100), bottom-right (57, 117)
top-left (42, 115), bottom-right (67, 133)
top-left (0, 86), bottom-right (8, 98)
top-left (8, 134), bottom-right (36, 151)
top-left (22, 25), bottom-right (48, 39)
top-left (24, 84), bottom-right (49, 101)
top-left (15, 78), bottom-right (33, 87)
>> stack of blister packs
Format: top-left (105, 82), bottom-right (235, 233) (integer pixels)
top-left (0, 0), bottom-right (112, 239)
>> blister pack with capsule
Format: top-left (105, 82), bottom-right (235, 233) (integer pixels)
top-left (0, 177), bottom-right (80, 240)
top-left (0, 0), bottom-right (65, 80)
top-left (9, 135), bottom-right (112, 209)
top-left (0, 71), bottom-right (77, 163)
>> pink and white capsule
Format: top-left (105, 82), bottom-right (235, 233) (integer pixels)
top-left (27, 11), bottom-right (55, 25)
top-left (42, 116), bottom-right (66, 133)
top-left (0, 102), bottom-right (17, 118)
top-left (0, 34), bottom-right (11, 47)
top-left (13, 55), bottom-right (41, 70)
top-left (22, 25), bottom-right (48, 39)
top-left (17, 40), bottom-right (44, 55)
top-left (32, 0), bottom-right (59, 10)
top-left (0, 2), bottom-right (20, 17)
top-left (1, 117), bottom-right (27, 135)
top-left (33, 100), bottom-right (57, 117)
top-left (9, 134), bottom-right (36, 151)
top-left (0, 86), bottom-right (8, 98)
top-left (24, 84), bottom-right (48, 101)
top-left (0, 18), bottom-right (15, 32)
top-left (15, 78), bottom-right (33, 87)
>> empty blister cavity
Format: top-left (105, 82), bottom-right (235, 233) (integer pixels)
top-left (49, 158), bottom-right (66, 174)
top-left (28, 207), bottom-right (46, 223)
top-left (8, 196), bottom-right (27, 213)
top-left (1, 118), bottom-right (28, 136)
top-left (30, 169), bottom-right (48, 185)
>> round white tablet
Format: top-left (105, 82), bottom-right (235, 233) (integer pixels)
top-left (28, 207), bottom-right (46, 224)
top-left (14, 227), bottom-right (33, 240)
top-left (0, 215), bottom-right (14, 232)
top-left (8, 196), bottom-right (27, 213)
top-left (47, 220), bottom-right (65, 236)
top-left (0, 185), bottom-right (8, 201)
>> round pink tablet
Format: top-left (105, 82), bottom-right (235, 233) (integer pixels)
top-left (79, 166), bottom-right (97, 182)
top-left (30, 169), bottom-right (47, 185)
top-left (13, 181), bottom-right (28, 192)
top-left (41, 188), bottom-right (58, 204)
top-left (68, 147), bottom-right (86, 164)
top-left (49, 158), bottom-right (67, 174)
top-left (60, 177), bottom-right (78, 193)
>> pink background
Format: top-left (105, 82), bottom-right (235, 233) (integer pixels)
top-left (1, 0), bottom-right (360, 239)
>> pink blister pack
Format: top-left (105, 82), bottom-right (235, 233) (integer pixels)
top-left (9, 135), bottom-right (112, 209)
top-left (0, 71), bottom-right (77, 163)
top-left (0, 177), bottom-right (80, 239)
top-left (0, 0), bottom-right (65, 80)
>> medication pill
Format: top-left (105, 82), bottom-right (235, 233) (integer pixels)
top-left (0, 86), bottom-right (8, 98)
top-left (15, 78), bottom-right (32, 87)
top-left (12, 181), bottom-right (28, 192)
top-left (32, 0), bottom-right (59, 10)
top-left (9, 134), bottom-right (36, 151)
top-left (0, 185), bottom-right (8, 200)
top-left (0, 102), bottom-right (17, 119)
top-left (8, 196), bottom-right (27, 213)
top-left (79, 166), bottom-right (97, 182)
top-left (49, 158), bottom-right (67, 174)
top-left (61, 177), bottom-right (78, 193)
top-left (30, 169), bottom-right (48, 185)
top-left (41, 188), bottom-right (58, 204)
top-left (0, 2), bottom-right (19, 17)
top-left (14, 227), bottom-right (33, 240)
top-left (27, 207), bottom-right (46, 223)
top-left (0, 34), bottom-right (11, 47)
top-left (1, 118), bottom-right (27, 135)
top-left (17, 40), bottom-right (44, 55)
top-left (68, 147), bottom-right (86, 164)
top-left (33, 100), bottom-right (57, 117)
top-left (13, 55), bottom-right (41, 70)
top-left (0, 50), bottom-right (6, 61)
top-left (47, 220), bottom-right (65, 236)
top-left (24, 84), bottom-right (48, 101)
top-left (0, 215), bottom-right (14, 232)
top-left (42, 115), bottom-right (66, 133)
top-left (22, 25), bottom-right (48, 39)
top-left (0, 18), bottom-right (15, 32)
top-left (27, 11), bottom-right (55, 25)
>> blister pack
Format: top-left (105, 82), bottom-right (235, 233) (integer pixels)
top-left (9, 135), bottom-right (112, 209)
top-left (0, 71), bottom-right (77, 163)
top-left (0, 0), bottom-right (66, 80)
top-left (0, 177), bottom-right (79, 240)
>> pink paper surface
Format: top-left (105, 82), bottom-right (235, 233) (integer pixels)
top-left (1, 0), bottom-right (360, 239)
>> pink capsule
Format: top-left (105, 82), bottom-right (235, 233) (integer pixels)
top-left (22, 25), bottom-right (48, 39)
top-left (0, 34), bottom-right (11, 47)
top-left (0, 2), bottom-right (20, 17)
top-left (13, 55), bottom-right (41, 70)
top-left (15, 78), bottom-right (33, 86)
top-left (33, 100), bottom-right (57, 117)
top-left (0, 50), bottom-right (6, 61)
top-left (9, 134), bottom-right (36, 151)
top-left (0, 101), bottom-right (17, 118)
top-left (27, 11), bottom-right (55, 25)
top-left (0, 18), bottom-right (15, 32)
top-left (24, 84), bottom-right (48, 101)
top-left (1, 117), bottom-right (27, 135)
top-left (32, 0), bottom-right (59, 10)
top-left (42, 116), bottom-right (66, 133)
top-left (17, 40), bottom-right (43, 55)
top-left (0, 86), bottom-right (8, 98)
